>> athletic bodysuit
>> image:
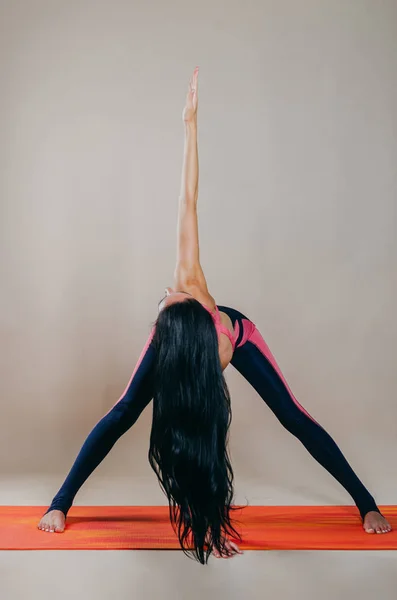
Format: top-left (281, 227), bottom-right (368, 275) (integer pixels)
top-left (45, 304), bottom-right (380, 520)
top-left (202, 303), bottom-right (237, 350)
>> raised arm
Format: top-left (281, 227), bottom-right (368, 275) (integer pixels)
top-left (174, 68), bottom-right (209, 293)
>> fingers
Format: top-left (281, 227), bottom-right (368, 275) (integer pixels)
top-left (183, 67), bottom-right (199, 124)
top-left (228, 541), bottom-right (243, 555)
top-left (188, 67), bottom-right (199, 95)
top-left (212, 540), bottom-right (243, 559)
top-left (192, 66), bottom-right (199, 92)
top-left (211, 544), bottom-right (226, 559)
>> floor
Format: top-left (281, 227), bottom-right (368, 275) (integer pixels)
top-left (3, 549), bottom-right (397, 600)
top-left (1, 476), bottom-right (396, 600)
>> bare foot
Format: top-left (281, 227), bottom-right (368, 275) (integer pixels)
top-left (212, 539), bottom-right (243, 559)
top-left (38, 510), bottom-right (66, 533)
top-left (363, 511), bottom-right (392, 534)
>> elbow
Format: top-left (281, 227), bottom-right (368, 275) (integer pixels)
top-left (179, 190), bottom-right (198, 207)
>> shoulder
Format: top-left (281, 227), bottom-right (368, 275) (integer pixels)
top-left (179, 280), bottom-right (216, 312)
top-left (174, 263), bottom-right (217, 311)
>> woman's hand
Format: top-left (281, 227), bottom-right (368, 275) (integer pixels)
top-left (182, 67), bottom-right (199, 124)
top-left (212, 539), bottom-right (243, 559)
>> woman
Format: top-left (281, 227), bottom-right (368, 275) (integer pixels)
top-left (38, 67), bottom-right (391, 563)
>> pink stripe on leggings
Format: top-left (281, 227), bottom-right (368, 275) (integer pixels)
top-left (104, 327), bottom-right (155, 415)
top-left (247, 326), bottom-right (318, 424)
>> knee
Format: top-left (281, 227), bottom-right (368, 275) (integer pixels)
top-left (278, 410), bottom-right (309, 436)
top-left (99, 400), bottom-right (131, 429)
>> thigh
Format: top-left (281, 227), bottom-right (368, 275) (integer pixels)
top-left (230, 323), bottom-right (317, 425)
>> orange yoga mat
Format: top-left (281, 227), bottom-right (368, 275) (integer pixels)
top-left (1, 506), bottom-right (396, 551)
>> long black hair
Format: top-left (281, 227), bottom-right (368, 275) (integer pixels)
top-left (148, 297), bottom-right (240, 564)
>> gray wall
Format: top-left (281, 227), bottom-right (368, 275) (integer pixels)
top-left (1, 0), bottom-right (396, 513)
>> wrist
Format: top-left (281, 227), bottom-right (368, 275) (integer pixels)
top-left (184, 119), bottom-right (197, 132)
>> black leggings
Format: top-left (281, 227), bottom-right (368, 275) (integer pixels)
top-left (46, 305), bottom-right (379, 520)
